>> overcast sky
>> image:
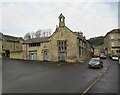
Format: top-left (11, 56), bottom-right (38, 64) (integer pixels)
top-left (0, 0), bottom-right (119, 39)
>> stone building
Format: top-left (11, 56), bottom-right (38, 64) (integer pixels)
top-left (104, 29), bottom-right (120, 56)
top-left (23, 37), bottom-right (49, 60)
top-left (0, 33), bottom-right (24, 59)
top-left (23, 14), bottom-right (93, 62)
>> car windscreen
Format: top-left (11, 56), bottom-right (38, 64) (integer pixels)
top-left (112, 55), bottom-right (118, 57)
top-left (90, 59), bottom-right (99, 62)
top-left (100, 53), bottom-right (105, 56)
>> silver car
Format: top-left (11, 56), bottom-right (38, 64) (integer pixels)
top-left (88, 58), bottom-right (103, 68)
top-left (112, 55), bottom-right (119, 61)
top-left (100, 53), bottom-right (106, 59)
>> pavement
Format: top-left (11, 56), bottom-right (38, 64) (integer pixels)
top-left (2, 57), bottom-right (119, 93)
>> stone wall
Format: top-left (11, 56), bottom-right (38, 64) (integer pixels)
top-left (22, 42), bottom-right (49, 61)
top-left (49, 27), bottom-right (78, 62)
top-left (10, 51), bottom-right (23, 59)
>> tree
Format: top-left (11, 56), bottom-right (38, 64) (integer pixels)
top-left (24, 28), bottom-right (52, 40)
top-left (36, 30), bottom-right (42, 38)
top-left (31, 32), bottom-right (36, 38)
top-left (88, 36), bottom-right (104, 46)
top-left (24, 33), bottom-right (31, 40)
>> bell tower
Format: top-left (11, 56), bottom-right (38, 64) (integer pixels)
top-left (59, 13), bottom-right (65, 27)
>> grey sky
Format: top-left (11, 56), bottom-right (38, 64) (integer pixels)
top-left (0, 0), bottom-right (119, 39)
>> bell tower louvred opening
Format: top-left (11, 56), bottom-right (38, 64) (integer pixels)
top-left (59, 13), bottom-right (65, 27)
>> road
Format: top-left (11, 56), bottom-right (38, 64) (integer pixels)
top-left (86, 58), bottom-right (119, 94)
top-left (2, 58), bottom-right (119, 94)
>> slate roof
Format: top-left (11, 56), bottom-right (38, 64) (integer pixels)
top-left (24, 37), bottom-right (50, 44)
top-left (3, 35), bottom-right (23, 41)
top-left (104, 29), bottom-right (120, 38)
top-left (1, 33), bottom-right (24, 42)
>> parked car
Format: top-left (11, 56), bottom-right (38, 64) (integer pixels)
top-left (112, 55), bottom-right (119, 61)
top-left (88, 58), bottom-right (103, 69)
top-left (100, 53), bottom-right (106, 59)
top-left (109, 54), bottom-right (112, 59)
top-left (91, 54), bottom-right (99, 58)
top-left (119, 56), bottom-right (120, 64)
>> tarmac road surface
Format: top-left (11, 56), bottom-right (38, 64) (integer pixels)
top-left (2, 58), bottom-right (118, 93)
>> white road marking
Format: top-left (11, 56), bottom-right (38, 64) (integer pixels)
top-left (81, 64), bottom-right (111, 95)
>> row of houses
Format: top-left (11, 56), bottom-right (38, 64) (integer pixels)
top-left (93, 29), bottom-right (120, 56)
top-left (104, 29), bottom-right (120, 56)
top-left (0, 14), bottom-right (94, 62)
top-left (0, 33), bottom-right (24, 58)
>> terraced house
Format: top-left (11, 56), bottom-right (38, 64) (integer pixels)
top-left (23, 14), bottom-right (93, 62)
top-left (104, 29), bottom-right (120, 56)
top-left (0, 33), bottom-right (24, 58)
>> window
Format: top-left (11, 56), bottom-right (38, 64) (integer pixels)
top-left (61, 47), bottom-right (63, 51)
top-left (116, 50), bottom-right (119, 53)
top-left (29, 51), bottom-right (37, 60)
top-left (57, 40), bottom-right (67, 52)
top-left (29, 43), bottom-right (40, 47)
top-left (79, 46), bottom-right (81, 57)
top-left (111, 35), bottom-right (114, 39)
top-left (116, 50), bottom-right (120, 53)
top-left (119, 42), bottom-right (120, 46)
top-left (65, 46), bottom-right (67, 50)
top-left (59, 42), bottom-right (61, 45)
top-left (65, 41), bottom-right (66, 45)
top-left (111, 42), bottom-right (114, 46)
top-left (58, 47), bottom-right (61, 51)
top-left (118, 33), bottom-right (120, 39)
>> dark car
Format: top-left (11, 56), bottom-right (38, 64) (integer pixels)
top-left (109, 54), bottom-right (113, 59)
top-left (88, 58), bottom-right (103, 69)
